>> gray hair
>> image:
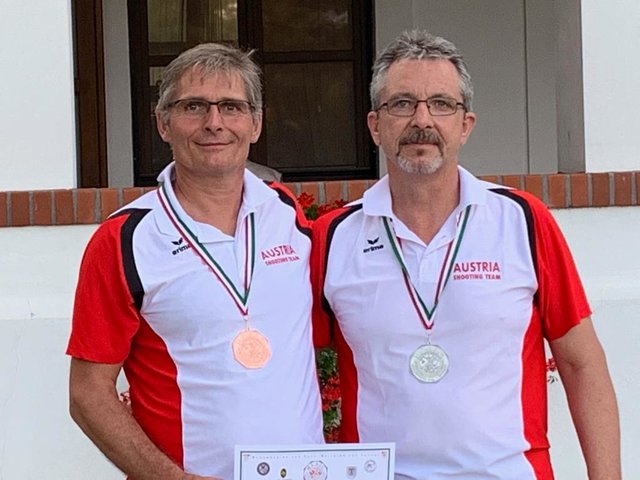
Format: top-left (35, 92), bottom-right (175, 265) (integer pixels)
top-left (370, 30), bottom-right (474, 112)
top-left (155, 42), bottom-right (262, 121)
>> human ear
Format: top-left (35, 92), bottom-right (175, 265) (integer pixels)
top-left (367, 111), bottom-right (382, 146)
top-left (460, 111), bottom-right (477, 145)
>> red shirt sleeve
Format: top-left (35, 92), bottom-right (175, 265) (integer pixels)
top-left (66, 214), bottom-right (142, 363)
top-left (310, 207), bottom-right (356, 348)
top-left (523, 192), bottom-right (592, 340)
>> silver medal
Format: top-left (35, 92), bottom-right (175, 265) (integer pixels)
top-left (410, 344), bottom-right (449, 383)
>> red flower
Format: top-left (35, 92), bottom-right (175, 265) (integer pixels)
top-left (317, 200), bottom-right (347, 217)
top-left (324, 427), bottom-right (340, 443)
top-left (297, 194), bottom-right (346, 221)
top-left (297, 192), bottom-right (315, 210)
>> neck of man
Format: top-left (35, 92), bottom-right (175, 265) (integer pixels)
top-left (388, 162), bottom-right (460, 245)
top-left (173, 163), bottom-right (245, 236)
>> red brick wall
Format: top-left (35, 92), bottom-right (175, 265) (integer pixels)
top-left (1, 172), bottom-right (638, 227)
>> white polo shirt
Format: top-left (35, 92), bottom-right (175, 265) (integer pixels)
top-left (68, 163), bottom-right (324, 478)
top-left (311, 167), bottom-right (590, 480)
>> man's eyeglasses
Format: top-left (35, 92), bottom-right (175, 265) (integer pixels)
top-left (376, 97), bottom-right (466, 117)
top-left (167, 98), bottom-right (254, 119)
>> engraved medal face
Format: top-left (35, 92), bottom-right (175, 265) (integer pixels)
top-left (410, 344), bottom-right (449, 383)
top-left (232, 329), bottom-right (272, 369)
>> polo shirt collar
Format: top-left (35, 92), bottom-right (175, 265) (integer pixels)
top-left (458, 165), bottom-right (489, 208)
top-left (361, 166), bottom-right (488, 243)
top-left (154, 161), bottom-right (277, 241)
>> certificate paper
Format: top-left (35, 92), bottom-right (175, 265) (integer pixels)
top-left (234, 443), bottom-right (395, 480)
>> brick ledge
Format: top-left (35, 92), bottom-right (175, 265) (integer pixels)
top-left (1, 171), bottom-right (638, 227)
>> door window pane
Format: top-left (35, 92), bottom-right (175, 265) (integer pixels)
top-left (130, 0), bottom-right (373, 184)
top-left (202, 0), bottom-right (237, 41)
top-left (262, 0), bottom-right (351, 52)
top-left (265, 62), bottom-right (356, 170)
top-left (148, 0), bottom-right (185, 43)
top-left (148, 0), bottom-right (237, 56)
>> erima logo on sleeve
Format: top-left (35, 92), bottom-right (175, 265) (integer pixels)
top-left (171, 238), bottom-right (191, 256)
top-left (363, 237), bottom-right (384, 253)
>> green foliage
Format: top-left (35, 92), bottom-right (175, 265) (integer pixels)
top-left (316, 347), bottom-right (338, 381)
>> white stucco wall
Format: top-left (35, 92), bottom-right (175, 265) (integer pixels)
top-left (0, 225), bottom-right (95, 323)
top-left (0, 0), bottom-right (77, 191)
top-left (0, 207), bottom-right (638, 478)
top-left (582, 0), bottom-right (640, 172)
top-left (548, 207), bottom-right (640, 479)
top-left (0, 225), bottom-right (124, 478)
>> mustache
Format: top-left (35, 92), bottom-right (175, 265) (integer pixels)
top-left (399, 129), bottom-right (442, 148)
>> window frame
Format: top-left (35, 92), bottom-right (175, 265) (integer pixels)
top-left (128, 0), bottom-right (377, 185)
top-left (73, 0), bottom-right (108, 188)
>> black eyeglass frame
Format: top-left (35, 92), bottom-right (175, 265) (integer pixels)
top-left (166, 98), bottom-right (256, 116)
top-left (376, 97), bottom-right (467, 117)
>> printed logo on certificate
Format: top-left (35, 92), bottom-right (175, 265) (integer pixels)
top-left (234, 443), bottom-right (395, 480)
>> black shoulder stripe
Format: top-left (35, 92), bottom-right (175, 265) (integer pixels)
top-left (120, 209), bottom-right (151, 311)
top-left (324, 204), bottom-right (364, 252)
top-left (321, 204), bottom-right (363, 316)
top-left (272, 186), bottom-right (311, 239)
top-left (110, 207), bottom-right (142, 220)
top-left (489, 188), bottom-right (539, 287)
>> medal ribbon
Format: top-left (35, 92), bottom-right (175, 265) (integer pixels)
top-left (157, 184), bottom-right (255, 317)
top-left (382, 205), bottom-right (471, 331)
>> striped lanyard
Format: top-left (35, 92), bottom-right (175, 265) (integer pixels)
top-left (382, 205), bottom-right (471, 331)
top-left (157, 183), bottom-right (255, 320)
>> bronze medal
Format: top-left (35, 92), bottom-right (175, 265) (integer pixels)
top-left (232, 329), bottom-right (272, 369)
